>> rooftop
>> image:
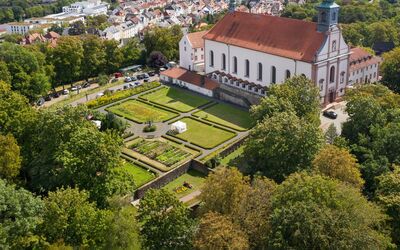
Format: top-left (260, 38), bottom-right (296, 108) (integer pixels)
top-left (203, 11), bottom-right (325, 62)
top-left (161, 67), bottom-right (219, 90)
top-left (187, 30), bottom-right (207, 48)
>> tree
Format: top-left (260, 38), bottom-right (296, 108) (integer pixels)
top-left (81, 35), bottom-right (106, 80)
top-left (194, 212), bottom-right (249, 250)
top-left (105, 205), bottom-right (142, 250)
top-left (250, 75), bottom-right (320, 123)
top-left (245, 111), bottom-right (323, 182)
top-left (143, 25), bottom-right (183, 61)
top-left (68, 20), bottom-right (86, 36)
top-left (268, 173), bottom-right (393, 249)
top-left (147, 51), bottom-right (168, 68)
top-left (48, 24), bottom-right (64, 35)
top-left (0, 61), bottom-right (12, 84)
top-left (22, 106), bottom-right (125, 206)
top-left (40, 187), bottom-right (112, 248)
top-left (121, 38), bottom-right (142, 67)
top-left (100, 112), bottom-right (129, 135)
top-left (312, 144), bottom-right (364, 188)
top-left (0, 179), bottom-right (43, 249)
top-left (97, 73), bottom-right (110, 86)
top-left (0, 42), bottom-right (51, 101)
top-left (51, 36), bottom-right (84, 84)
top-left (199, 167), bottom-right (250, 216)
top-left (375, 166), bottom-right (400, 245)
top-left (103, 39), bottom-right (123, 74)
top-left (0, 134), bottom-right (21, 181)
top-left (381, 47), bottom-right (400, 94)
top-left (0, 81), bottom-right (35, 138)
top-left (138, 189), bottom-right (195, 250)
top-left (325, 123), bottom-right (338, 144)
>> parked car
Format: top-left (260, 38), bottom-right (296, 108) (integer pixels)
top-left (111, 78), bottom-right (119, 83)
top-left (134, 81), bottom-right (141, 86)
top-left (148, 71), bottom-right (156, 76)
top-left (44, 95), bottom-right (52, 101)
top-left (137, 74), bottom-right (144, 80)
top-left (144, 78), bottom-right (150, 82)
top-left (36, 98), bottom-right (45, 106)
top-left (159, 67), bottom-right (166, 72)
top-left (62, 89), bottom-right (69, 95)
top-left (143, 73), bottom-right (150, 79)
top-left (128, 83), bottom-right (135, 88)
top-left (71, 85), bottom-right (81, 91)
top-left (82, 82), bottom-right (90, 88)
top-left (323, 110), bottom-right (338, 119)
top-left (96, 92), bottom-right (104, 98)
top-left (53, 92), bottom-right (60, 98)
top-left (125, 77), bottom-right (132, 83)
top-left (114, 72), bottom-right (123, 78)
top-left (123, 84), bottom-right (130, 90)
top-left (131, 76), bottom-right (137, 81)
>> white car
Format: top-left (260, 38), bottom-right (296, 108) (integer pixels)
top-left (62, 89), bottom-right (69, 95)
top-left (96, 92), bottom-right (104, 98)
top-left (71, 85), bottom-right (82, 91)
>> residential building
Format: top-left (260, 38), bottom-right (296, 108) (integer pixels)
top-left (5, 22), bottom-right (50, 35)
top-left (348, 47), bottom-right (381, 85)
top-left (179, 30), bottom-right (207, 72)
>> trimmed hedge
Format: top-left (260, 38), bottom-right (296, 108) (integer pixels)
top-left (86, 82), bottom-right (161, 109)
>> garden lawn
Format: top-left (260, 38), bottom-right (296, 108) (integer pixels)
top-left (122, 161), bottom-right (155, 187)
top-left (140, 87), bottom-right (210, 112)
top-left (193, 103), bottom-right (253, 131)
top-left (163, 169), bottom-right (206, 198)
top-left (107, 100), bottom-right (177, 123)
top-left (171, 117), bottom-right (236, 149)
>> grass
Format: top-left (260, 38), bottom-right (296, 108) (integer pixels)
top-left (193, 103), bottom-right (253, 131)
top-left (163, 169), bottom-right (206, 198)
top-left (107, 100), bottom-right (178, 123)
top-left (121, 160), bottom-right (156, 187)
top-left (140, 86), bottom-right (211, 112)
top-left (170, 117), bottom-right (236, 149)
top-left (220, 145), bottom-right (245, 166)
top-left (219, 145), bottom-right (251, 173)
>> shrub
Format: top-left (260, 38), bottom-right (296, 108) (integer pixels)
top-left (143, 125), bottom-right (157, 133)
top-left (86, 82), bottom-right (161, 109)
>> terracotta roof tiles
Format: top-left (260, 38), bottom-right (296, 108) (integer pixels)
top-left (187, 30), bottom-right (207, 49)
top-left (203, 11), bottom-right (325, 62)
top-left (161, 67), bottom-right (219, 90)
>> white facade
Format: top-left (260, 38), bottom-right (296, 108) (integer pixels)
top-left (349, 64), bottom-right (379, 85)
top-left (204, 24), bottom-right (350, 103)
top-left (62, 0), bottom-right (109, 17)
top-left (179, 33), bottom-right (205, 72)
top-left (5, 22), bottom-right (37, 35)
top-left (160, 73), bottom-right (213, 97)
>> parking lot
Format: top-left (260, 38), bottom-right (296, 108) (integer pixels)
top-left (320, 101), bottom-right (349, 134)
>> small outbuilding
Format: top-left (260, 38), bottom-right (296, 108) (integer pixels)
top-left (171, 121), bottom-right (187, 134)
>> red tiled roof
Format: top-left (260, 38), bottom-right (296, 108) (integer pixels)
top-left (161, 67), bottom-right (219, 90)
top-left (203, 11), bottom-right (325, 62)
top-left (349, 47), bottom-right (381, 71)
top-left (187, 30), bottom-right (207, 48)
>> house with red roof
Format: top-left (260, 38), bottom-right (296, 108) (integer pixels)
top-left (179, 30), bottom-right (207, 72)
top-left (348, 47), bottom-right (381, 85)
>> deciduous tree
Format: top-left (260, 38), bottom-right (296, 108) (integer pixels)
top-left (0, 134), bottom-right (21, 181)
top-left (138, 189), bottom-right (195, 250)
top-left (312, 144), bottom-right (364, 188)
top-left (381, 47), bottom-right (400, 94)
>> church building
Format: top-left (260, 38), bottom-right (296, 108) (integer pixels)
top-left (167, 0), bottom-right (351, 105)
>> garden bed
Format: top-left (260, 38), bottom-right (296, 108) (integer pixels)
top-left (107, 100), bottom-right (178, 123)
top-left (163, 169), bottom-right (206, 198)
top-left (193, 103), bottom-right (254, 131)
top-left (168, 117), bottom-right (237, 149)
top-left (139, 86), bottom-right (211, 112)
top-left (119, 159), bottom-right (156, 188)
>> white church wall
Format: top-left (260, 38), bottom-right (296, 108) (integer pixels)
top-left (179, 36), bottom-right (193, 70)
top-left (205, 40), bottom-right (313, 87)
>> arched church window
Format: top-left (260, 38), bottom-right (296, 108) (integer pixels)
top-left (285, 70), bottom-right (291, 79)
top-left (233, 56), bottom-right (238, 73)
top-left (209, 50), bottom-right (214, 67)
top-left (330, 66), bottom-right (335, 83)
top-left (271, 66), bottom-right (276, 84)
top-left (332, 40), bottom-right (337, 51)
top-left (257, 63), bottom-right (263, 80)
top-left (222, 53), bottom-right (226, 70)
top-left (245, 59), bottom-right (250, 77)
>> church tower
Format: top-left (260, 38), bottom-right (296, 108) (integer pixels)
top-left (316, 0), bottom-right (340, 32)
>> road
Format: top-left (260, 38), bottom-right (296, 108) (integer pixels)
top-left (320, 101), bottom-right (348, 134)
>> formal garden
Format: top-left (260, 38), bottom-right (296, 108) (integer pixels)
top-left (100, 83), bottom-right (252, 200)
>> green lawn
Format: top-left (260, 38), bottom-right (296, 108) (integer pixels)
top-left (122, 161), bottom-right (156, 187)
top-left (193, 103), bottom-right (253, 131)
top-left (140, 87), bottom-right (211, 112)
top-left (163, 169), bottom-right (206, 198)
top-left (171, 117), bottom-right (236, 149)
top-left (220, 145), bottom-right (245, 166)
top-left (107, 100), bottom-right (177, 123)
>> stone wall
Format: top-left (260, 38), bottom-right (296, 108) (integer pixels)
top-left (216, 84), bottom-right (262, 108)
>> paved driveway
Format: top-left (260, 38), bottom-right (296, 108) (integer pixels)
top-left (320, 101), bottom-right (349, 134)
